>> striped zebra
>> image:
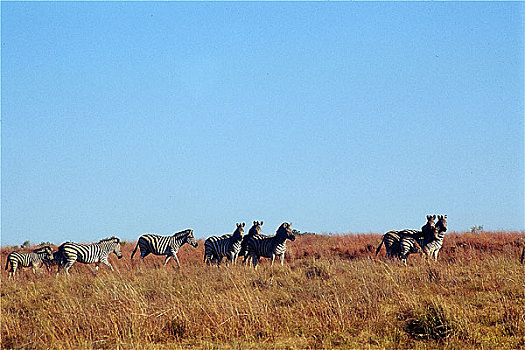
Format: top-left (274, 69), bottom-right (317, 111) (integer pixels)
top-left (246, 222), bottom-right (295, 268)
top-left (376, 215), bottom-right (437, 262)
top-left (421, 215), bottom-right (447, 261)
top-left (203, 222), bottom-right (245, 266)
top-left (43, 250), bottom-right (65, 273)
top-left (398, 235), bottom-right (421, 264)
top-left (239, 221), bottom-right (264, 264)
top-left (421, 215), bottom-right (436, 241)
top-left (375, 229), bottom-right (419, 259)
top-left (131, 229), bottom-right (198, 267)
top-left (5, 246), bottom-right (54, 278)
top-left (57, 237), bottom-right (122, 274)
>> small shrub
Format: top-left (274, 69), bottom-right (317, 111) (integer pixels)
top-left (403, 303), bottom-right (455, 341)
top-left (164, 317), bottom-right (187, 340)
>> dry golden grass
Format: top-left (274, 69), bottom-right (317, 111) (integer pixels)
top-left (1, 232), bottom-right (524, 349)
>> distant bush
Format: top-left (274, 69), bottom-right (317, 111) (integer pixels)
top-left (292, 229), bottom-right (316, 236)
top-left (470, 225), bottom-right (484, 233)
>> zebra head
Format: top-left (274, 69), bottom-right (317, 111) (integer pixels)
top-left (233, 222), bottom-right (245, 239)
top-left (277, 222), bottom-right (295, 241)
top-left (421, 214), bottom-right (436, 238)
top-left (184, 229), bottom-right (199, 248)
top-left (34, 246), bottom-right (54, 261)
top-left (248, 221), bottom-right (263, 236)
top-left (436, 215), bottom-right (448, 236)
top-left (111, 237), bottom-right (123, 259)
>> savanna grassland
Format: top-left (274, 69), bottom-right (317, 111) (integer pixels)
top-left (1, 232), bottom-right (524, 349)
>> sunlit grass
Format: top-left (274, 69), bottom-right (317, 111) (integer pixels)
top-left (1, 232), bottom-right (524, 348)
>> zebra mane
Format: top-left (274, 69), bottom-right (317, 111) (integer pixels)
top-left (172, 229), bottom-right (192, 237)
top-left (33, 245), bottom-right (52, 253)
top-left (98, 236), bottom-right (120, 244)
top-left (275, 222), bottom-right (291, 237)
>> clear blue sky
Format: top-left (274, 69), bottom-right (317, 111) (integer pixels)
top-left (1, 2), bottom-right (523, 246)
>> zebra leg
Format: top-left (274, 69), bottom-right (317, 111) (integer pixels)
top-left (251, 255), bottom-right (259, 269)
top-left (279, 254), bottom-right (284, 266)
top-left (172, 254), bottom-right (181, 268)
top-left (63, 259), bottom-right (77, 275)
top-left (101, 258), bottom-right (114, 271)
top-left (243, 255), bottom-right (251, 267)
top-left (270, 254), bottom-right (276, 266)
top-left (163, 255), bottom-right (171, 266)
top-left (8, 261), bottom-right (15, 278)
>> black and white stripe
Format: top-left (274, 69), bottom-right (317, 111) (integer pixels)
top-left (398, 235), bottom-right (421, 264)
top-left (422, 215), bottom-right (447, 261)
top-left (204, 223), bottom-right (245, 266)
top-left (376, 229), bottom-right (419, 259)
top-left (376, 215), bottom-right (440, 263)
top-left (57, 237), bottom-right (122, 274)
top-left (5, 246), bottom-right (54, 278)
top-left (42, 250), bottom-right (67, 273)
top-left (240, 221), bottom-right (265, 264)
top-left (131, 229), bottom-right (198, 267)
top-left (246, 222), bottom-right (295, 268)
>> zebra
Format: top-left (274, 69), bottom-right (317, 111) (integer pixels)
top-left (5, 246), bottom-right (54, 278)
top-left (239, 221), bottom-right (265, 265)
top-left (421, 214), bottom-right (436, 242)
top-left (375, 229), bottom-right (419, 259)
top-left (42, 250), bottom-right (66, 273)
top-left (246, 222), bottom-right (295, 268)
top-left (131, 229), bottom-right (198, 267)
top-left (375, 215), bottom-right (437, 262)
top-left (203, 222), bottom-right (245, 266)
top-left (57, 237), bottom-right (122, 274)
top-left (421, 215), bottom-right (448, 261)
top-left (398, 235), bottom-right (421, 264)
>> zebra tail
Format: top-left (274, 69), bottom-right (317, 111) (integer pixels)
top-left (131, 241), bottom-right (140, 259)
top-left (375, 237), bottom-right (384, 256)
top-left (4, 257), bottom-right (9, 271)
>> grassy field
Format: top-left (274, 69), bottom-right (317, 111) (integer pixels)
top-left (1, 232), bottom-right (524, 349)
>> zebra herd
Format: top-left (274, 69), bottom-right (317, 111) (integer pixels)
top-left (15, 214), bottom-right (518, 278)
top-left (203, 221), bottom-right (296, 268)
top-left (4, 222), bottom-right (297, 277)
top-left (375, 215), bottom-right (448, 264)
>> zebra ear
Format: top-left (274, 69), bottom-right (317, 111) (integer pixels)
top-left (433, 215), bottom-right (436, 220)
top-left (242, 222), bottom-right (245, 227)
top-left (253, 221), bottom-right (257, 225)
top-left (260, 221), bottom-right (263, 226)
